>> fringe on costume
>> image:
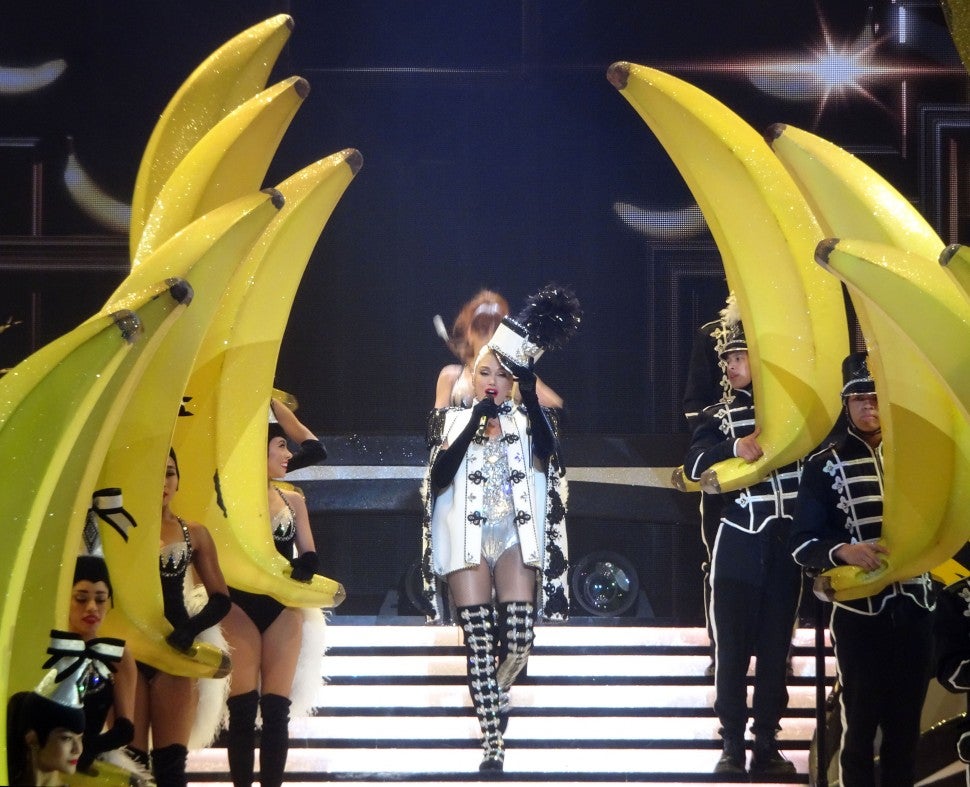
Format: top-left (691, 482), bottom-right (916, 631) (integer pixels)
top-left (95, 747), bottom-right (155, 786)
top-left (185, 583), bottom-right (231, 749)
top-left (286, 607), bottom-right (327, 721)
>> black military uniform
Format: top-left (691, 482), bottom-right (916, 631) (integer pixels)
top-left (934, 577), bottom-right (970, 772)
top-left (791, 352), bottom-right (935, 786)
top-left (683, 322), bottom-right (801, 777)
top-left (682, 297), bottom-right (737, 666)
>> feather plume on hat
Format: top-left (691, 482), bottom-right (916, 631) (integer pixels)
top-left (487, 283), bottom-right (582, 370)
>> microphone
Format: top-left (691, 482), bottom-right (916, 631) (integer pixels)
top-left (475, 396), bottom-right (495, 439)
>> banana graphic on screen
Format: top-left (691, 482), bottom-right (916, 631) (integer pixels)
top-left (63, 139), bottom-right (131, 234)
top-left (0, 58), bottom-right (66, 94)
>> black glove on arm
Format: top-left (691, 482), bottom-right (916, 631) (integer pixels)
top-left (430, 398), bottom-right (498, 490)
top-left (505, 358), bottom-right (556, 463)
top-left (79, 716), bottom-right (135, 769)
top-left (521, 388), bottom-right (556, 463)
top-left (289, 550), bottom-right (318, 583)
top-left (165, 591), bottom-right (232, 652)
top-left (286, 439), bottom-right (327, 471)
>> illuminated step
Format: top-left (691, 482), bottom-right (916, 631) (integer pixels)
top-left (284, 713), bottom-right (819, 742)
top-left (321, 624), bottom-right (830, 649)
top-left (320, 652), bottom-right (835, 679)
top-left (187, 623), bottom-right (827, 784)
top-left (315, 682), bottom-right (825, 711)
top-left (187, 745), bottom-right (811, 777)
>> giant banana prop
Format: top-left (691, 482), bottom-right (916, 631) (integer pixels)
top-left (173, 151), bottom-right (360, 608)
top-left (766, 124), bottom-right (965, 600)
top-left (95, 191), bottom-right (283, 677)
top-left (0, 308), bottom-right (141, 781)
top-left (129, 13), bottom-right (293, 257)
top-left (606, 62), bottom-right (847, 492)
top-left (8, 279), bottom-right (192, 704)
top-left (941, 242), bottom-right (970, 298)
top-left (132, 76), bottom-right (308, 266)
top-left (942, 0), bottom-right (970, 76)
top-left (814, 239), bottom-right (970, 598)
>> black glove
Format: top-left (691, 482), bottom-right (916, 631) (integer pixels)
top-left (165, 592), bottom-right (232, 652)
top-left (504, 357), bottom-right (537, 393)
top-left (472, 395), bottom-right (500, 423)
top-left (286, 439), bottom-right (327, 472)
top-left (503, 359), bottom-right (555, 462)
top-left (79, 717), bottom-right (135, 769)
top-left (289, 550), bottom-right (318, 583)
top-left (430, 398), bottom-right (498, 490)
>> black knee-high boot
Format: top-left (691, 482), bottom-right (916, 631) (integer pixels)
top-left (458, 604), bottom-right (504, 774)
top-left (151, 743), bottom-right (188, 787)
top-left (496, 600), bottom-right (535, 731)
top-left (226, 690), bottom-right (259, 787)
top-left (258, 693), bottom-right (291, 787)
top-left (127, 746), bottom-right (150, 771)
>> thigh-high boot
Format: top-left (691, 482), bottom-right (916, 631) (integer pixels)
top-left (150, 743), bottom-right (188, 787)
top-left (226, 690), bottom-right (259, 787)
top-left (458, 604), bottom-right (505, 774)
top-left (258, 693), bottom-right (291, 787)
top-left (496, 601), bottom-right (535, 731)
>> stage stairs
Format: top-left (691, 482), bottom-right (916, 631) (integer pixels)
top-left (186, 620), bottom-right (835, 785)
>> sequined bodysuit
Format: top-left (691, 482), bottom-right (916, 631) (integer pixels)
top-left (479, 437), bottom-right (520, 568)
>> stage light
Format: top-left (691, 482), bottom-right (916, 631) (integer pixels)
top-left (570, 550), bottom-right (640, 617)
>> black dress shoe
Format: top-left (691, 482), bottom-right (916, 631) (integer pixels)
top-left (750, 736), bottom-right (795, 777)
top-left (714, 737), bottom-right (747, 777)
top-left (714, 750), bottom-right (746, 775)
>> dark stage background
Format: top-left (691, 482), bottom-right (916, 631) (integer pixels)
top-left (1, 1), bottom-right (968, 619)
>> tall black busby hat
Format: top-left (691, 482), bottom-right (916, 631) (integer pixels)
top-left (841, 351), bottom-right (876, 398)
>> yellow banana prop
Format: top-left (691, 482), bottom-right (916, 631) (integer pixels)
top-left (133, 76), bottom-right (308, 266)
top-left (767, 124), bottom-right (943, 261)
top-left (815, 243), bottom-right (970, 420)
top-left (0, 309), bottom-right (140, 781)
top-left (942, 0), bottom-right (970, 76)
top-left (766, 124), bottom-right (963, 600)
top-left (941, 242), bottom-right (970, 298)
top-left (814, 239), bottom-right (970, 599)
top-left (9, 280), bottom-right (192, 703)
top-left (173, 150), bottom-right (361, 608)
top-left (606, 62), bottom-right (846, 493)
top-left (130, 13), bottom-right (293, 257)
top-left (96, 191), bottom-right (282, 677)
